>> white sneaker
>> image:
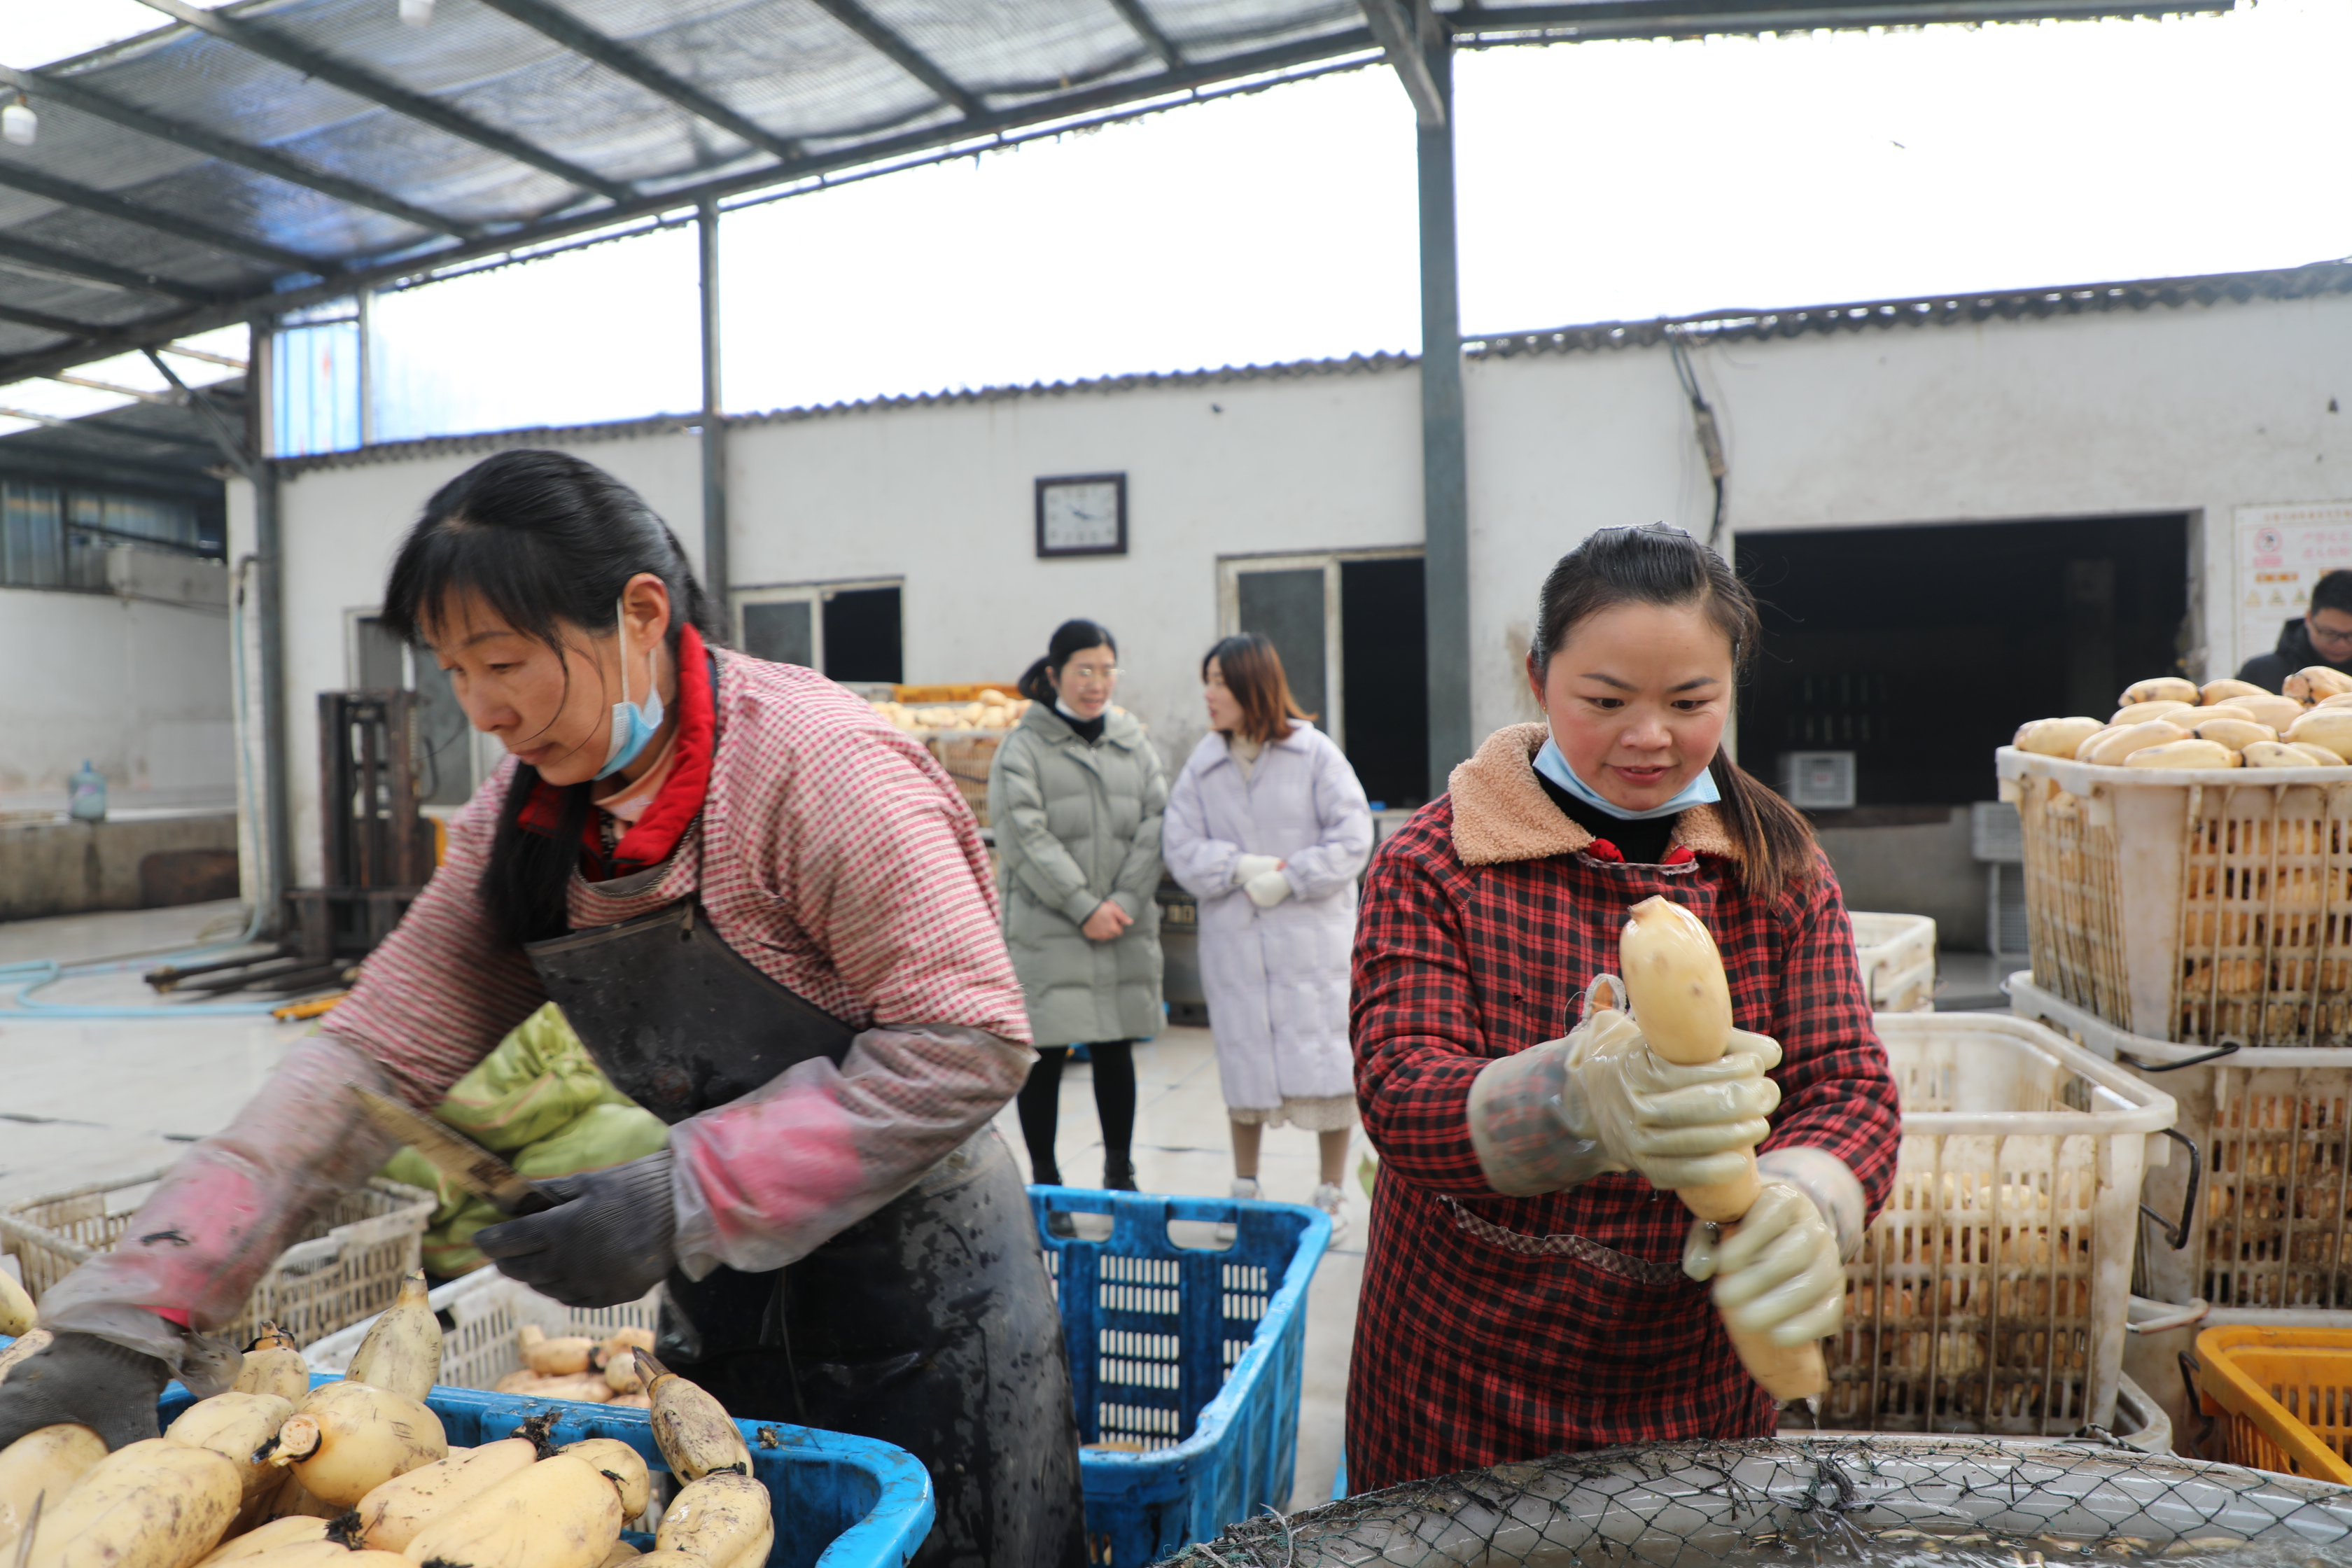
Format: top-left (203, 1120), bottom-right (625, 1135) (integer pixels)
top-left (1214, 1178), bottom-right (1261, 1245)
top-left (1311, 1181), bottom-right (1350, 1242)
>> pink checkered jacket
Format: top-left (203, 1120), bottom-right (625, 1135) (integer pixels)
top-left (40, 653), bottom-right (1035, 1371)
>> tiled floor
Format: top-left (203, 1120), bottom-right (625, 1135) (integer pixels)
top-left (0, 902), bottom-right (1361, 1509)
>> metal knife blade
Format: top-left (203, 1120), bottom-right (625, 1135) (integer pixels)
top-left (348, 1083), bottom-right (556, 1217)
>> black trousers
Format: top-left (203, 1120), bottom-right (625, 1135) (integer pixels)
top-left (1015, 1040), bottom-right (1135, 1184)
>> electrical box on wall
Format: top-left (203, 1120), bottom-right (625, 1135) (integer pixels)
top-left (1780, 751), bottom-right (1856, 810)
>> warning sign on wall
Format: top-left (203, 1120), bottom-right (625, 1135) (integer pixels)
top-left (2235, 503), bottom-right (2352, 673)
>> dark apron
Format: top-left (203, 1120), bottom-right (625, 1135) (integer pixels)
top-left (527, 897), bottom-right (1087, 1568)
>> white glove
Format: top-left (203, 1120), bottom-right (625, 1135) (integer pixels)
top-left (1245, 869), bottom-right (1293, 909)
top-left (1682, 1182), bottom-right (1844, 1346)
top-left (1233, 853), bottom-right (1282, 888)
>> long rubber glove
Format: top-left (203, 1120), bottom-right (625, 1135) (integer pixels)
top-left (34, 1036), bottom-right (412, 1393)
top-left (1682, 1177), bottom-right (1849, 1347)
top-left (1468, 975), bottom-right (1782, 1197)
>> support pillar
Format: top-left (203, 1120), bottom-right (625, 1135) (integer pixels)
top-left (251, 321), bottom-right (290, 934)
top-left (1416, 24), bottom-right (1471, 797)
top-left (698, 197), bottom-right (729, 608)
top-left (356, 287), bottom-right (376, 447)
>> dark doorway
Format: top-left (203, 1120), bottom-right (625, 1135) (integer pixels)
top-left (1739, 515), bottom-right (2190, 806)
top-left (822, 587), bottom-right (903, 684)
top-left (1340, 556), bottom-right (1429, 810)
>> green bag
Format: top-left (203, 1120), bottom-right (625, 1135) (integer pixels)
top-left (434, 1004), bottom-right (636, 1154)
top-left (377, 1005), bottom-right (668, 1276)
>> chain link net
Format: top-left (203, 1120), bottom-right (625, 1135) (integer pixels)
top-left (1154, 1438), bottom-right (2352, 1567)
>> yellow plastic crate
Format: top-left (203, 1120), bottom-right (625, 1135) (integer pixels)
top-left (2192, 1323), bottom-right (2352, 1484)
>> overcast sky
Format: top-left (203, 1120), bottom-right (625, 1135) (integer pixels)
top-left (1, 0), bottom-right (2344, 438)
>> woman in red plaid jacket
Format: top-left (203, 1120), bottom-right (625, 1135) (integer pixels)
top-left (1346, 524), bottom-right (1900, 1490)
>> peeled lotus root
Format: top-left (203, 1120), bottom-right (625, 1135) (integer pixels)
top-left (2118, 676), bottom-right (2199, 707)
top-left (2289, 666), bottom-right (2352, 704)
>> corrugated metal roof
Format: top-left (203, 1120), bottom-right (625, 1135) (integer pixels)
top-left (260, 255), bottom-right (2351, 477)
top-left (0, 0), bottom-right (2234, 393)
top-left (1466, 258), bottom-right (2352, 360)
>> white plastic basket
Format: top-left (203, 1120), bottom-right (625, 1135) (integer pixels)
top-left (1826, 1012), bottom-right (2177, 1436)
top-left (1998, 746), bottom-right (2352, 1048)
top-left (305, 1267), bottom-right (661, 1391)
top-left (1852, 911), bottom-right (1937, 1013)
top-left (2012, 974), bottom-right (2352, 1318)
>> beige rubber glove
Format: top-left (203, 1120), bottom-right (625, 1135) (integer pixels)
top-left (1468, 975), bottom-right (1782, 1196)
top-left (1682, 1181), bottom-right (1845, 1347)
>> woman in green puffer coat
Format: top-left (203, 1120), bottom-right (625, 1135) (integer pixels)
top-left (989, 619), bottom-right (1166, 1192)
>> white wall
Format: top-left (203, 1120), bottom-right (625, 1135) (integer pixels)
top-left (238, 280), bottom-right (2352, 881)
top-left (0, 583), bottom-right (232, 800)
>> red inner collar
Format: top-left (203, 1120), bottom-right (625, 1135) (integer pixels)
top-left (517, 622), bottom-right (715, 876)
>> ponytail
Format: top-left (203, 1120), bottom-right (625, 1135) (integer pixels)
top-left (1533, 524), bottom-right (1816, 897)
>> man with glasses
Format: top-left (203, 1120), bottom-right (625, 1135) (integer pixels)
top-left (2241, 570), bottom-right (2352, 692)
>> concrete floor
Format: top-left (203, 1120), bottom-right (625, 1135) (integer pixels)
top-left (990, 1030), bottom-right (1362, 1510)
top-left (0, 900), bottom-right (1361, 1511)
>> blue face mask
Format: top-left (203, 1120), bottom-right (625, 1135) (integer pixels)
top-left (594, 600), bottom-right (666, 781)
top-left (1534, 734), bottom-right (1721, 822)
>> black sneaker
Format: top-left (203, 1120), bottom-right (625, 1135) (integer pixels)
top-left (1103, 1159), bottom-right (1139, 1192)
top-left (1046, 1211), bottom-right (1077, 1239)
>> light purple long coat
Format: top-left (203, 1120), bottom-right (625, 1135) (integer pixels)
top-left (1163, 723), bottom-right (1373, 1110)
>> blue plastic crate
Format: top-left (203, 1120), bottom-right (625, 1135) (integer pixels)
top-left (1032, 1186), bottom-right (1331, 1568)
top-left (0, 1337), bottom-right (932, 1568)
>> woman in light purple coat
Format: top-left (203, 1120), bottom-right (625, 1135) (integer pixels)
top-left (1164, 634), bottom-right (1373, 1235)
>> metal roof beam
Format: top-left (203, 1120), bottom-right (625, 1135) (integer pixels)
top-left (0, 160), bottom-right (331, 275)
top-left (0, 64), bottom-right (476, 241)
top-left (0, 233), bottom-right (217, 302)
top-left (472, 0), bottom-right (803, 164)
top-left (50, 372), bottom-right (174, 404)
top-left (1450, 0), bottom-right (2232, 34)
top-left (0, 302), bottom-right (99, 340)
top-left (1105, 0), bottom-right (1184, 67)
top-left (131, 0), bottom-right (637, 205)
top-left (807, 0), bottom-right (983, 118)
top-left (1360, 0), bottom-right (1447, 127)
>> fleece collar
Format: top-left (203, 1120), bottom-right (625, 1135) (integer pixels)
top-left (1448, 722), bottom-right (1738, 869)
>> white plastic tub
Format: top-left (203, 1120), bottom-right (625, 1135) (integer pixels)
top-left (1827, 1012), bottom-right (2177, 1436)
top-left (1852, 911), bottom-right (1937, 1012)
top-left (305, 1266), bottom-right (660, 1391)
top-left (1998, 746), bottom-right (2352, 1049)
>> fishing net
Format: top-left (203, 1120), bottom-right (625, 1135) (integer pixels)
top-left (1154, 1438), bottom-right (2352, 1567)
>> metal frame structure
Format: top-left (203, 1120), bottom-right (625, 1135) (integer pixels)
top-left (0, 0), bottom-right (2233, 920)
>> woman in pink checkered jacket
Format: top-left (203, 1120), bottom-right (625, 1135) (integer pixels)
top-left (5, 451), bottom-right (1085, 1567)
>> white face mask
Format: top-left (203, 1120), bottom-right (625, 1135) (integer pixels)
top-left (1533, 734), bottom-right (1721, 821)
top-left (594, 596), bottom-right (666, 781)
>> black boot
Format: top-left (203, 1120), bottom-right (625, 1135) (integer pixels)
top-left (1103, 1157), bottom-right (1139, 1192)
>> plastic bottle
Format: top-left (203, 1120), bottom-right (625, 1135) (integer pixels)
top-left (67, 760), bottom-right (106, 822)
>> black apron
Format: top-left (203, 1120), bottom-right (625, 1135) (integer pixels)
top-left (527, 895), bottom-right (1086, 1568)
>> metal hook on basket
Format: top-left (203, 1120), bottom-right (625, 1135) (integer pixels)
top-left (2138, 1129), bottom-right (2203, 1252)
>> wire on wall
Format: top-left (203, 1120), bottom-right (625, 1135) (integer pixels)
top-left (1665, 326), bottom-right (1728, 550)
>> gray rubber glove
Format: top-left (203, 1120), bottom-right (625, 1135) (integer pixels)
top-left (0, 1329), bottom-right (171, 1452)
top-left (1468, 976), bottom-right (1782, 1196)
top-left (475, 1149), bottom-right (678, 1310)
top-left (1682, 1181), bottom-right (1845, 1346)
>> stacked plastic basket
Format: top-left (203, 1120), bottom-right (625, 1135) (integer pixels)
top-left (1998, 743), bottom-right (2352, 1455)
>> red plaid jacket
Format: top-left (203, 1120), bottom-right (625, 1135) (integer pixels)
top-left (1345, 725), bottom-right (1899, 1491)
